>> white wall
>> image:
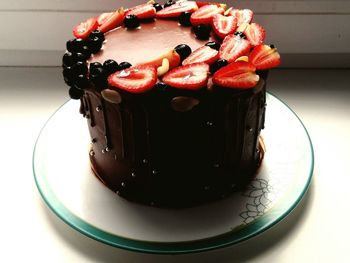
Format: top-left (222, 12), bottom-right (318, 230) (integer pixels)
top-left (1, 0), bottom-right (349, 67)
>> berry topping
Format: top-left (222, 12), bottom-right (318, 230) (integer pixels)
top-left (153, 3), bottom-right (163, 12)
top-left (71, 61), bottom-right (88, 76)
top-left (190, 4), bottom-right (225, 25)
top-left (69, 86), bottom-right (84, 100)
top-left (156, 1), bottom-right (198, 18)
top-left (193, 24), bottom-right (211, 40)
top-left (119, 62), bottom-right (133, 70)
top-left (244, 23), bottom-right (266, 46)
top-left (73, 18), bottom-right (98, 39)
top-left (212, 61), bottom-right (259, 89)
top-left (126, 3), bottom-right (157, 20)
top-left (90, 67), bottom-right (108, 91)
top-left (219, 34), bottom-right (251, 62)
top-left (124, 15), bottom-right (140, 29)
top-left (174, 44), bottom-right (192, 61)
top-left (79, 45), bottom-right (92, 60)
top-left (98, 8), bottom-right (125, 33)
top-left (154, 81), bottom-right (168, 91)
top-left (97, 12), bottom-right (113, 26)
top-left (89, 62), bottom-right (103, 72)
top-left (103, 59), bottom-right (120, 75)
top-left (89, 30), bottom-right (105, 42)
top-left (179, 12), bottom-right (192, 26)
top-left (229, 9), bottom-right (253, 27)
top-left (66, 38), bottom-right (84, 53)
top-left (249, 44), bottom-right (281, 70)
top-left (162, 62), bottom-right (210, 90)
top-left (205, 41), bottom-right (220, 50)
top-left (212, 13), bottom-right (237, 39)
top-left (62, 52), bottom-right (75, 67)
top-left (209, 58), bottom-right (228, 73)
top-left (164, 0), bottom-right (176, 8)
top-left (108, 65), bottom-right (157, 94)
top-left (74, 74), bottom-right (90, 89)
top-left (139, 49), bottom-right (181, 69)
top-left (182, 45), bottom-right (219, 65)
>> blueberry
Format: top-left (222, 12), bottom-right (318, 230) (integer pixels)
top-left (234, 31), bottom-right (246, 39)
top-left (174, 44), bottom-right (192, 61)
top-left (62, 68), bottom-right (74, 86)
top-left (89, 62), bottom-right (103, 72)
top-left (153, 3), bottom-right (163, 11)
top-left (71, 61), bottom-right (88, 76)
top-left (90, 66), bottom-right (105, 79)
top-left (205, 41), bottom-right (220, 51)
top-left (89, 30), bottom-right (105, 42)
top-left (79, 45), bottom-right (92, 59)
top-left (193, 24), bottom-right (211, 40)
top-left (62, 52), bottom-right (75, 67)
top-left (87, 36), bottom-right (103, 54)
top-left (124, 15), bottom-right (140, 29)
top-left (103, 59), bottom-right (120, 75)
top-left (66, 38), bottom-right (84, 53)
top-left (164, 0), bottom-right (176, 8)
top-left (119, 62), bottom-right (132, 70)
top-left (75, 53), bottom-right (86, 63)
top-left (74, 74), bottom-right (90, 90)
top-left (154, 82), bottom-right (168, 92)
top-left (90, 67), bottom-right (108, 91)
top-left (210, 59), bottom-right (228, 73)
top-left (179, 12), bottom-right (192, 27)
top-left (270, 44), bottom-right (275, 49)
top-left (69, 86), bottom-right (84, 100)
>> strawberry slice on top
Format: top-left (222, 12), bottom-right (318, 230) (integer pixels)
top-left (249, 44), bottom-right (281, 70)
top-left (182, 45), bottom-right (219, 65)
top-left (108, 65), bottom-right (157, 94)
top-left (125, 3), bottom-right (156, 20)
top-left (219, 34), bottom-right (251, 63)
top-left (73, 17), bottom-right (98, 39)
top-left (190, 4), bottom-right (225, 25)
top-left (156, 1), bottom-right (199, 18)
top-left (213, 61), bottom-right (259, 89)
top-left (245, 23), bottom-right (266, 46)
top-left (98, 8), bottom-right (125, 33)
top-left (230, 9), bottom-right (253, 26)
top-left (162, 63), bottom-right (210, 90)
top-left (196, 2), bottom-right (227, 8)
top-left (212, 13), bottom-right (237, 39)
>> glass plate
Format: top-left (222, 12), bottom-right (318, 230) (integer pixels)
top-left (33, 93), bottom-right (314, 254)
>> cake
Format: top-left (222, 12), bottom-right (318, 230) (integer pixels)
top-left (62, 1), bottom-right (281, 208)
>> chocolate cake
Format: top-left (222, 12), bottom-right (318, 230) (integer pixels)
top-left (62, 1), bottom-right (281, 207)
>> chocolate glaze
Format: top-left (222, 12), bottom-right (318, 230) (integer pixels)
top-left (81, 19), bottom-right (267, 208)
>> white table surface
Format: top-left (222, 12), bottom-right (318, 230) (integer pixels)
top-left (1, 67), bottom-right (349, 262)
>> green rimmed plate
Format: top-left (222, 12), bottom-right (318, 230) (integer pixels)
top-left (33, 93), bottom-right (313, 254)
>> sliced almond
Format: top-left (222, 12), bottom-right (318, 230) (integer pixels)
top-left (235, 56), bottom-right (249, 62)
top-left (157, 58), bottom-right (170, 77)
top-left (236, 22), bottom-right (249, 33)
top-left (224, 7), bottom-right (233, 16)
top-left (101, 89), bottom-right (122, 104)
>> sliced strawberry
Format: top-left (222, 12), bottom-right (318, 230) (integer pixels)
top-left (108, 65), bottom-right (157, 94)
top-left (182, 46), bottom-right (219, 65)
top-left (212, 13), bottom-right (237, 39)
top-left (162, 63), bottom-right (210, 90)
top-left (97, 12), bottom-right (113, 26)
top-left (156, 1), bottom-right (198, 18)
top-left (250, 44), bottom-right (281, 70)
top-left (196, 2), bottom-right (227, 8)
top-left (73, 17), bottom-right (98, 39)
top-left (138, 49), bottom-right (181, 69)
top-left (219, 34), bottom-right (251, 62)
top-left (245, 23), bottom-right (266, 46)
top-left (230, 9), bottom-right (253, 26)
top-left (213, 61), bottom-right (259, 89)
top-left (190, 4), bottom-right (225, 25)
top-left (98, 8), bottom-right (125, 33)
top-left (126, 3), bottom-right (156, 19)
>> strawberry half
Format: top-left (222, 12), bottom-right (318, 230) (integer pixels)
top-left (156, 1), bottom-right (198, 18)
top-left (213, 61), bottom-right (259, 89)
top-left (182, 46), bottom-right (219, 65)
top-left (230, 9), bottom-right (253, 26)
top-left (190, 4), bottom-right (225, 25)
top-left (73, 17), bottom-right (98, 39)
top-left (126, 3), bottom-right (156, 19)
top-left (250, 44), bottom-right (281, 70)
top-left (108, 65), bottom-right (157, 94)
top-left (212, 13), bottom-right (237, 39)
top-left (97, 12), bottom-right (113, 26)
top-left (196, 2), bottom-right (227, 8)
top-left (219, 34), bottom-right (251, 62)
top-left (162, 63), bottom-right (210, 90)
top-left (245, 23), bottom-right (266, 46)
top-left (98, 8), bottom-right (125, 33)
